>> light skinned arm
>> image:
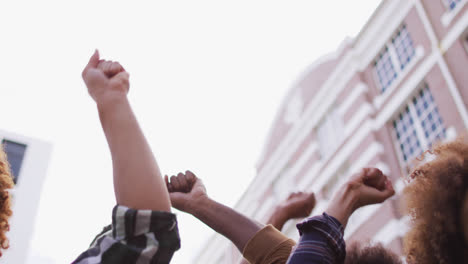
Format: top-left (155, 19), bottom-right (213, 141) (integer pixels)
top-left (82, 50), bottom-right (171, 212)
top-left (326, 168), bottom-right (395, 228)
top-left (166, 171), bottom-right (262, 252)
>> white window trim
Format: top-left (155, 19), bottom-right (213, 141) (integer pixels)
top-left (374, 46), bottom-right (425, 109)
top-left (407, 101), bottom-right (430, 148)
top-left (441, 0), bottom-right (468, 27)
top-left (391, 84), bottom-right (447, 170)
top-left (316, 107), bottom-right (344, 160)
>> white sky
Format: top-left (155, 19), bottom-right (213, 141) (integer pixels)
top-left (0, 1), bottom-right (380, 263)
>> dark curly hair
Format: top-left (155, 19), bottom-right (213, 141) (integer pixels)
top-left (0, 146), bottom-right (13, 257)
top-left (403, 138), bottom-right (468, 264)
top-left (345, 242), bottom-right (402, 264)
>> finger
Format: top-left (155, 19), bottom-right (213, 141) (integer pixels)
top-left (110, 62), bottom-right (124, 75)
top-left (365, 185), bottom-right (395, 204)
top-left (185, 170), bottom-right (197, 186)
top-left (170, 175), bottom-right (181, 191)
top-left (82, 50), bottom-right (100, 77)
top-left (169, 192), bottom-right (186, 211)
top-left (364, 168), bottom-right (386, 190)
top-left (102, 61), bottom-right (113, 75)
top-left (177, 172), bottom-right (190, 193)
top-left (385, 178), bottom-right (395, 194)
top-left (112, 71), bottom-right (130, 84)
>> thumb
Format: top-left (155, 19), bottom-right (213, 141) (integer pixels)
top-left (83, 50), bottom-right (100, 76)
top-left (169, 192), bottom-right (189, 211)
top-left (112, 71), bottom-right (130, 85)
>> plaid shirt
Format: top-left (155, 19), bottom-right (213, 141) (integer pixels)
top-left (286, 213), bottom-right (346, 264)
top-left (72, 205), bottom-right (181, 264)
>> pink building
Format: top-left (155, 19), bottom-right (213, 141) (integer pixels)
top-left (197, 0), bottom-right (468, 262)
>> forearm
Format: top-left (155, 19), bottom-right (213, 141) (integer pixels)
top-left (325, 185), bottom-right (357, 228)
top-left (190, 197), bottom-right (262, 252)
top-left (98, 97), bottom-right (171, 212)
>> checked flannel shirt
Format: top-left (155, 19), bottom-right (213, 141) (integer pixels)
top-left (286, 213), bottom-right (346, 264)
top-left (72, 205), bottom-right (181, 264)
top-left (242, 213), bottom-right (346, 264)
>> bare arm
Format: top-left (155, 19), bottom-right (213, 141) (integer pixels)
top-left (326, 168), bottom-right (395, 228)
top-left (267, 192), bottom-right (316, 231)
top-left (166, 171), bottom-right (262, 252)
top-left (82, 51), bottom-right (171, 212)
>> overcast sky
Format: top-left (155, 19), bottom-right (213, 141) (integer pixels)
top-left (0, 1), bottom-right (380, 263)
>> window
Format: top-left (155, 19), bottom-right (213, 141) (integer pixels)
top-left (2, 139), bottom-right (27, 184)
top-left (392, 25), bottom-right (415, 70)
top-left (374, 25), bottom-right (416, 93)
top-left (393, 84), bottom-right (445, 163)
top-left (374, 47), bottom-right (397, 93)
top-left (443, 0), bottom-right (462, 10)
top-left (317, 109), bottom-right (343, 159)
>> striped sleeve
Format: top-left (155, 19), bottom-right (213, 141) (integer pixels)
top-left (286, 213), bottom-right (346, 264)
top-left (72, 205), bottom-right (181, 264)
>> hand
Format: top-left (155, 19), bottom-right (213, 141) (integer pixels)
top-left (277, 192), bottom-right (316, 219)
top-left (326, 168), bottom-right (395, 227)
top-left (165, 170), bottom-right (208, 213)
top-left (348, 168), bottom-right (395, 210)
top-left (82, 50), bottom-right (130, 104)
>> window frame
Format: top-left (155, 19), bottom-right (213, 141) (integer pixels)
top-left (373, 24), bottom-right (416, 93)
top-left (391, 83), bottom-right (446, 171)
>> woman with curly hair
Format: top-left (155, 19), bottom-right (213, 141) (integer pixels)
top-left (0, 145), bottom-right (14, 257)
top-left (403, 138), bottom-right (468, 264)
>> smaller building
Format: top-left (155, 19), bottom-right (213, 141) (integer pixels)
top-left (0, 130), bottom-right (52, 264)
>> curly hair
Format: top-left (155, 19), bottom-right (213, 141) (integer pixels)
top-left (403, 138), bottom-right (468, 264)
top-left (345, 242), bottom-right (402, 264)
top-left (0, 146), bottom-right (13, 257)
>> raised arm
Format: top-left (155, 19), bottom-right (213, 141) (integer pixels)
top-left (267, 192), bottom-right (316, 231)
top-left (82, 50), bottom-right (170, 211)
top-left (286, 168), bottom-right (395, 264)
top-left (166, 171), bottom-right (262, 252)
top-left (325, 168), bottom-right (395, 228)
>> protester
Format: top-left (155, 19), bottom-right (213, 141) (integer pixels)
top-left (72, 51), bottom-right (180, 264)
top-left (285, 168), bottom-right (395, 264)
top-left (0, 146), bottom-right (14, 257)
top-left (403, 138), bottom-right (468, 264)
top-left (166, 168), bottom-right (397, 264)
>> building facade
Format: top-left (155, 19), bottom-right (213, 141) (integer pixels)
top-left (196, 0), bottom-right (468, 262)
top-left (0, 130), bottom-right (52, 264)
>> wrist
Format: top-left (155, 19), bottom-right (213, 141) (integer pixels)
top-left (268, 206), bottom-right (289, 229)
top-left (96, 93), bottom-right (129, 110)
top-left (187, 195), bottom-right (211, 216)
top-left (325, 183), bottom-right (359, 227)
